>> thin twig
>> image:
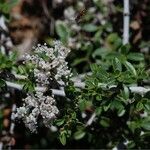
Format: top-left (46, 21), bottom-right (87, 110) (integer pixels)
top-left (6, 81), bottom-right (150, 97)
top-left (71, 72), bottom-right (92, 81)
top-left (14, 73), bottom-right (150, 93)
top-left (7, 104), bottom-right (16, 150)
top-left (13, 73), bottom-right (86, 88)
top-left (123, 0), bottom-right (130, 44)
top-left (0, 142), bottom-right (3, 150)
top-left (86, 113), bottom-right (96, 126)
top-left (6, 81), bottom-right (66, 96)
top-left (9, 104), bottom-right (16, 135)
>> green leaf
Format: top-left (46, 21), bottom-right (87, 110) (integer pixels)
top-left (141, 120), bottom-right (150, 130)
top-left (144, 103), bottom-right (150, 111)
top-left (118, 109), bottom-right (125, 117)
top-left (79, 99), bottom-right (92, 111)
top-left (106, 33), bottom-right (122, 51)
top-left (90, 65), bottom-right (109, 82)
top-left (55, 119), bottom-right (65, 126)
top-left (127, 121), bottom-right (140, 133)
top-left (136, 102), bottom-right (144, 111)
top-left (103, 104), bottom-right (110, 111)
top-left (124, 61), bottom-right (137, 76)
top-left (23, 81), bottom-right (35, 92)
top-left (113, 57), bottom-right (122, 72)
top-left (127, 141), bottom-right (136, 149)
top-left (90, 64), bottom-right (99, 73)
top-left (144, 91), bottom-right (150, 99)
top-left (127, 53), bottom-right (144, 61)
top-left (79, 99), bottom-right (86, 111)
top-left (18, 65), bottom-right (26, 74)
top-left (9, 51), bottom-right (17, 61)
top-left (95, 107), bottom-right (102, 115)
top-left (100, 117), bottom-right (110, 128)
top-left (74, 130), bottom-right (86, 140)
top-left (94, 30), bottom-right (102, 41)
top-left (82, 24), bottom-right (98, 32)
top-left (96, 95), bottom-right (102, 101)
top-left (119, 44), bottom-right (130, 55)
top-left (56, 21), bottom-right (70, 43)
top-left (134, 93), bottom-right (142, 101)
top-left (107, 33), bottom-right (119, 43)
top-left (92, 48), bottom-right (107, 58)
top-left (121, 85), bottom-right (129, 100)
top-left (110, 100), bottom-right (123, 111)
top-left (0, 79), bottom-right (6, 87)
top-left (72, 58), bottom-right (87, 66)
top-left (59, 132), bottom-right (66, 145)
top-left (0, 0), bottom-right (18, 14)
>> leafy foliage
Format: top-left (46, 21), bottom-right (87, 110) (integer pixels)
top-left (0, 0), bottom-right (150, 149)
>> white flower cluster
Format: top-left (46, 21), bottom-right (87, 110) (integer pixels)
top-left (23, 41), bottom-right (71, 86)
top-left (15, 92), bottom-right (59, 132)
top-left (15, 41), bottom-right (71, 132)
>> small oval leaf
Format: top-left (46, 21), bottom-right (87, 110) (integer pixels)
top-left (74, 130), bottom-right (86, 140)
top-left (113, 57), bottom-right (122, 72)
top-left (124, 61), bottom-right (137, 76)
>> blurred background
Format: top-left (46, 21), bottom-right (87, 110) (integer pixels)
top-left (0, 0), bottom-right (150, 149)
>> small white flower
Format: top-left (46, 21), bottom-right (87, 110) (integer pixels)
top-left (25, 113), bottom-right (38, 133)
top-left (16, 107), bottom-right (27, 118)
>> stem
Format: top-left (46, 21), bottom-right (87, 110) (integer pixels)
top-left (9, 104), bottom-right (16, 135)
top-left (13, 73), bottom-right (86, 88)
top-left (0, 142), bottom-right (3, 150)
top-left (7, 104), bottom-right (16, 150)
top-left (86, 113), bottom-right (96, 126)
top-left (6, 81), bottom-right (150, 96)
top-left (6, 81), bottom-right (66, 96)
top-left (123, 0), bottom-right (130, 44)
